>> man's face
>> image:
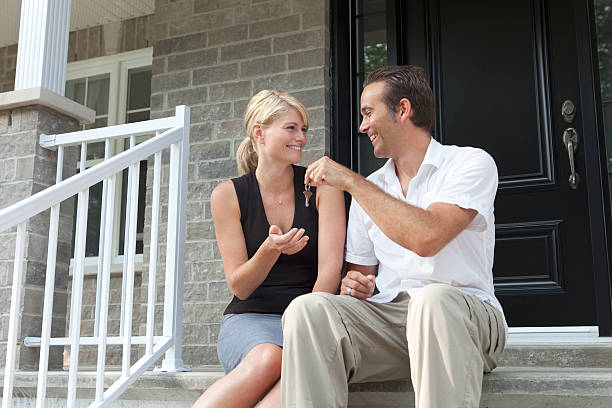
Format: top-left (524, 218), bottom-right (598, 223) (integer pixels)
top-left (359, 81), bottom-right (400, 158)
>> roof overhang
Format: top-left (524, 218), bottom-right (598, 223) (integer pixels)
top-left (0, 0), bottom-right (155, 48)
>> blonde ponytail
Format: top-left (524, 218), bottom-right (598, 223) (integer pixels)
top-left (236, 136), bottom-right (258, 175)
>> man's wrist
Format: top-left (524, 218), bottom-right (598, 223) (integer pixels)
top-left (342, 171), bottom-right (364, 195)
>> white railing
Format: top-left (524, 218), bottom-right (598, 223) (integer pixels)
top-left (0, 105), bottom-right (191, 407)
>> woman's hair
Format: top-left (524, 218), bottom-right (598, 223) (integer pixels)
top-left (236, 90), bottom-right (309, 174)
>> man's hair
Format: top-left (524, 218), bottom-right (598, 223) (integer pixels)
top-left (363, 65), bottom-right (435, 132)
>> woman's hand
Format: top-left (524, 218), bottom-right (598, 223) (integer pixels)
top-left (268, 225), bottom-right (309, 255)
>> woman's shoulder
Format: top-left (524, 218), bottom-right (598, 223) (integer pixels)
top-left (211, 179), bottom-right (237, 204)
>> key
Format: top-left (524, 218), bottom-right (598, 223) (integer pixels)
top-left (303, 185), bottom-right (312, 207)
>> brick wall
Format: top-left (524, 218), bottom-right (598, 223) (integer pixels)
top-left (147, 0), bottom-right (330, 366)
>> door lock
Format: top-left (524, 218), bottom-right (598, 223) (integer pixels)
top-left (562, 127), bottom-right (579, 189)
top-left (561, 100), bottom-right (576, 123)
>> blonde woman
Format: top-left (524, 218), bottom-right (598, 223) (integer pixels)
top-left (192, 90), bottom-right (346, 408)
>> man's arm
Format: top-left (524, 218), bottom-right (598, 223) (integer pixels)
top-left (305, 157), bottom-right (478, 257)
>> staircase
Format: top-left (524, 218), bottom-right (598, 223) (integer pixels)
top-left (3, 336), bottom-right (611, 407)
top-left (348, 342), bottom-right (612, 407)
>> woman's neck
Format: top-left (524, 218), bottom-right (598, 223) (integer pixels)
top-left (255, 161), bottom-right (294, 194)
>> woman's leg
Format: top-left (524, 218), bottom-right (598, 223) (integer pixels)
top-left (192, 343), bottom-right (282, 408)
top-left (255, 379), bottom-right (280, 408)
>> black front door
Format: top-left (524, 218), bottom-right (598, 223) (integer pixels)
top-left (333, 0), bottom-right (608, 327)
top-left (428, 0), bottom-right (596, 326)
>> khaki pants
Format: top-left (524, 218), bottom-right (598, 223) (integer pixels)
top-left (281, 283), bottom-right (506, 408)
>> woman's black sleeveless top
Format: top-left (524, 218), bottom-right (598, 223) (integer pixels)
top-left (224, 165), bottom-right (318, 315)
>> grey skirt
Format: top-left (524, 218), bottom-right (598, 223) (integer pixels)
top-left (217, 313), bottom-right (283, 373)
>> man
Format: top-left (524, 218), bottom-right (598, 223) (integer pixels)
top-left (280, 65), bottom-right (507, 408)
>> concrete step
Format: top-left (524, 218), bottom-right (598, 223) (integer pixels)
top-left (497, 343), bottom-right (612, 368)
top-left (347, 367), bottom-right (612, 407)
top-left (3, 366), bottom-right (612, 407)
top-left (2, 343), bottom-right (612, 407)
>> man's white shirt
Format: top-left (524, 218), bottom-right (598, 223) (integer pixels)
top-left (345, 137), bottom-right (508, 333)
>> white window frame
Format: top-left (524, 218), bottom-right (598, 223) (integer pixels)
top-left (66, 48), bottom-right (153, 276)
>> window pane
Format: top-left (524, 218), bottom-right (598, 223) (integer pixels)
top-left (71, 178), bottom-right (103, 257)
top-left (85, 117), bottom-right (108, 130)
top-left (595, 1), bottom-right (612, 215)
top-left (118, 161), bottom-right (148, 255)
top-left (127, 68), bottom-right (152, 111)
top-left (87, 74), bottom-right (110, 115)
top-left (83, 141), bottom-right (106, 161)
top-left (127, 110), bottom-right (150, 123)
top-left (65, 79), bottom-right (86, 105)
top-left (355, 0), bottom-right (388, 176)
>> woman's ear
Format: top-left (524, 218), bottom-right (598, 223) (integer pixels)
top-left (252, 123), bottom-right (264, 144)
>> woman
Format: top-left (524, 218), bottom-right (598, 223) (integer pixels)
top-left (193, 90), bottom-right (346, 408)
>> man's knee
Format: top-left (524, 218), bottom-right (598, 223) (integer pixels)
top-left (408, 283), bottom-right (464, 317)
top-left (282, 292), bottom-right (338, 333)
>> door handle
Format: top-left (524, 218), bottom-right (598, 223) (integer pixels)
top-left (562, 127), bottom-right (579, 189)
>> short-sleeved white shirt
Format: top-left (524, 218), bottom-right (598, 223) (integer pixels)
top-left (345, 137), bottom-right (507, 333)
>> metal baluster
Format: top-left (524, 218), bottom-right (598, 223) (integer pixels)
top-left (95, 174), bottom-right (116, 403)
top-left (122, 160), bottom-right (140, 377)
top-left (146, 148), bottom-right (162, 355)
top-left (35, 145), bottom-right (64, 408)
top-left (120, 136), bottom-right (135, 337)
top-left (67, 143), bottom-right (89, 407)
top-left (2, 222), bottom-right (27, 408)
top-left (94, 139), bottom-right (111, 337)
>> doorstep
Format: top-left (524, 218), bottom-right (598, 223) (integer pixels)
top-left (2, 343), bottom-right (612, 407)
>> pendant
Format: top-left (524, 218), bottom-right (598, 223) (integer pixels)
top-left (303, 184), bottom-right (312, 207)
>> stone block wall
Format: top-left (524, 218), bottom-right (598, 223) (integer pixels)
top-left (0, 107), bottom-right (79, 370)
top-left (147, 0), bottom-right (331, 366)
top-left (0, 45), bottom-right (17, 92)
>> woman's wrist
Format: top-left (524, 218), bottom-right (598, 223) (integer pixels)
top-left (262, 236), bottom-right (282, 256)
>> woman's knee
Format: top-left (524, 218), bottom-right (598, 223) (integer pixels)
top-left (242, 343), bottom-right (282, 380)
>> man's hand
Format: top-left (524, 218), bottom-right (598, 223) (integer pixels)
top-left (305, 156), bottom-right (358, 191)
top-left (267, 225), bottom-right (309, 255)
top-left (341, 270), bottom-right (375, 299)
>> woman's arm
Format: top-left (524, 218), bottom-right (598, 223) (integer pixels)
top-left (312, 184), bottom-right (346, 294)
top-left (211, 181), bottom-right (308, 300)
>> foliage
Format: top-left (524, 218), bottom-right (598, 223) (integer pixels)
top-left (363, 43), bottom-right (387, 75)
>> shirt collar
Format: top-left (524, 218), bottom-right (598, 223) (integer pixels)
top-left (381, 137), bottom-right (443, 185)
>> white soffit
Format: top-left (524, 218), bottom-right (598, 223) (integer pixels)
top-left (0, 0), bottom-right (155, 48)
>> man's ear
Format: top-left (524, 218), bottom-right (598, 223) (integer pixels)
top-left (398, 98), bottom-right (412, 122)
top-left (252, 123), bottom-right (264, 144)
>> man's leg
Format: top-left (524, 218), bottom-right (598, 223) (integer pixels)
top-left (406, 284), bottom-right (506, 408)
top-left (281, 292), bottom-right (411, 408)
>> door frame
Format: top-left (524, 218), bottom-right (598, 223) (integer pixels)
top-left (329, 0), bottom-right (612, 335)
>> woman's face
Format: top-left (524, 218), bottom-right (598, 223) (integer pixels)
top-left (258, 108), bottom-right (308, 164)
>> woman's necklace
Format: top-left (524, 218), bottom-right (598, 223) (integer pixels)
top-left (264, 187), bottom-right (292, 206)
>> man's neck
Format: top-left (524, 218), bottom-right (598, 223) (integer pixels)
top-left (392, 130), bottom-right (432, 191)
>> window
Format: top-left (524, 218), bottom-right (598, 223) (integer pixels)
top-left (355, 0), bottom-right (390, 176)
top-left (595, 1), bottom-right (612, 216)
top-left (65, 48), bottom-right (153, 274)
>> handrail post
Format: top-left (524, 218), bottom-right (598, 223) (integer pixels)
top-left (2, 222), bottom-right (27, 408)
top-left (160, 106), bottom-right (190, 372)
